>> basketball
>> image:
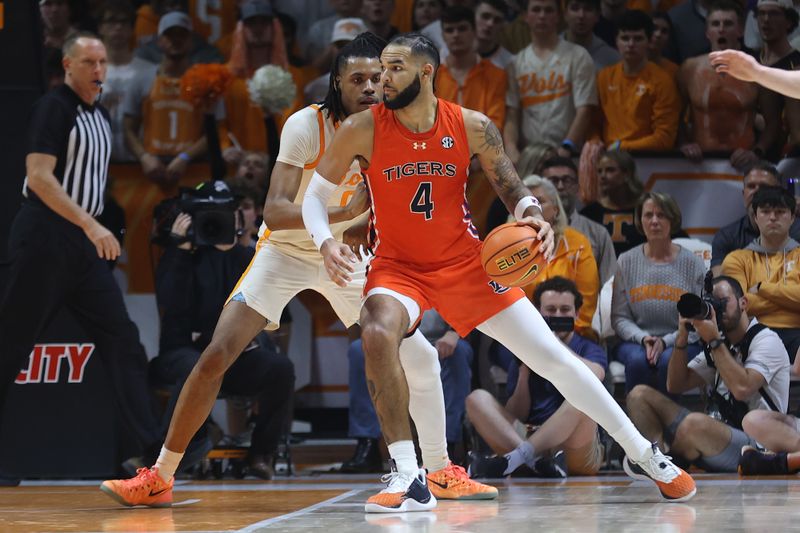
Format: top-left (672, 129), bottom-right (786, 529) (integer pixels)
top-left (481, 223), bottom-right (545, 287)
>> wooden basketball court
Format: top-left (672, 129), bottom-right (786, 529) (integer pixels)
top-left (2, 472), bottom-right (799, 532)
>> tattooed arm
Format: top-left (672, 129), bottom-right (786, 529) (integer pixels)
top-left (464, 108), bottom-right (555, 258)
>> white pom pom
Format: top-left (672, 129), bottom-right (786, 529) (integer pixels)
top-left (247, 65), bottom-right (297, 114)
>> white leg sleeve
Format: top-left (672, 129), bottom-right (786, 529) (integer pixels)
top-left (477, 298), bottom-right (651, 462)
top-left (301, 171), bottom-right (337, 250)
top-left (399, 329), bottom-right (449, 472)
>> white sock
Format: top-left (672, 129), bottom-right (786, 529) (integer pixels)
top-left (504, 441), bottom-right (537, 475)
top-left (478, 299), bottom-right (651, 463)
top-left (387, 440), bottom-right (419, 476)
top-left (399, 330), bottom-right (449, 472)
top-left (154, 446), bottom-right (183, 482)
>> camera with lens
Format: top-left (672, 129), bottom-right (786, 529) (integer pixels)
top-left (543, 316), bottom-right (575, 333)
top-left (676, 270), bottom-right (724, 330)
top-left (152, 181), bottom-right (240, 247)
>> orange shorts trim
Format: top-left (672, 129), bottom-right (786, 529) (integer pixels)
top-left (364, 252), bottom-right (526, 337)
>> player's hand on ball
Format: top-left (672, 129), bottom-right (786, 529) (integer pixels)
top-left (320, 238), bottom-right (357, 287)
top-left (518, 216), bottom-right (555, 261)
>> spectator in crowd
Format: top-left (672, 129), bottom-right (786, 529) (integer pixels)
top-left (753, 0), bottom-right (800, 170)
top-left (98, 1), bottom-right (153, 163)
top-left (421, 0), bottom-right (473, 57)
top-left (229, 184), bottom-right (262, 249)
top-left (435, 7), bottom-right (508, 131)
top-left (596, 0), bottom-right (626, 48)
top-left (562, 0), bottom-right (621, 70)
top-left (273, 0), bottom-right (336, 55)
top-left (153, 181), bottom-right (295, 479)
top-left (306, 0), bottom-right (365, 72)
top-left (499, 0), bottom-right (534, 54)
top-left (678, 0), bottom-right (780, 171)
top-left (649, 12), bottom-right (678, 78)
top-left (504, 0), bottom-right (598, 164)
top-left (722, 186), bottom-right (800, 363)
top-left (580, 150), bottom-right (645, 256)
top-left (229, 151), bottom-right (270, 202)
top-left (304, 19), bottom-right (369, 104)
top-left (611, 192), bottom-right (706, 395)
top-left (711, 162), bottom-right (800, 275)
top-left (341, 310), bottom-right (473, 472)
top-left (123, 12), bottom-right (226, 187)
top-left (133, 1), bottom-right (225, 65)
top-left (475, 0), bottom-right (513, 68)
top-left (134, 0), bottom-right (239, 47)
top-left (275, 12), bottom-right (320, 119)
top-left (413, 0), bottom-right (444, 30)
top-left (627, 276), bottom-right (790, 473)
top-left (362, 0), bottom-right (401, 41)
top-left (41, 0), bottom-right (79, 50)
top-left (744, 0), bottom-right (800, 52)
top-left (467, 277), bottom-right (607, 478)
top-left (541, 156), bottom-right (617, 284)
top-left (223, 1), bottom-right (290, 165)
top-left (597, 10), bottom-right (681, 152)
top-left (519, 176), bottom-right (599, 338)
top-left (666, 0), bottom-right (711, 63)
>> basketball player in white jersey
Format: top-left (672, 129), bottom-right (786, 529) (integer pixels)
top-left (100, 32), bottom-right (496, 508)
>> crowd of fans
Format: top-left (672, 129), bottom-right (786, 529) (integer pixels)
top-left (37, 0), bottom-right (800, 477)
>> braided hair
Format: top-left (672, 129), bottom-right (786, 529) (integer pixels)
top-left (320, 32), bottom-right (387, 123)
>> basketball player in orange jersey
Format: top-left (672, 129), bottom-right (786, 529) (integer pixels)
top-left (99, 32), bottom-right (496, 508)
top-left (303, 33), bottom-right (697, 513)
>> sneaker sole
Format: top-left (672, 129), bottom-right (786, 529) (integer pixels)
top-left (364, 494), bottom-right (437, 513)
top-left (432, 490), bottom-right (498, 500)
top-left (622, 457), bottom-right (696, 503)
top-left (99, 484), bottom-right (172, 508)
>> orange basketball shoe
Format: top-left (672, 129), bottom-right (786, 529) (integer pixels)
top-left (100, 467), bottom-right (174, 508)
top-left (365, 468), bottom-right (437, 513)
top-left (623, 444), bottom-right (697, 502)
top-left (427, 462), bottom-right (499, 500)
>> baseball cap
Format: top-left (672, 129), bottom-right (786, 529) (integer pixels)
top-left (240, 0), bottom-right (274, 20)
top-left (757, 0), bottom-right (793, 9)
top-left (331, 18), bottom-right (368, 44)
top-left (158, 11), bottom-right (192, 36)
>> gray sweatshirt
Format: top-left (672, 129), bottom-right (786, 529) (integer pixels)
top-left (612, 244), bottom-right (706, 347)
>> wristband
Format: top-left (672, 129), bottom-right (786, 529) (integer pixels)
top-left (178, 152), bottom-right (191, 162)
top-left (514, 195), bottom-right (542, 221)
top-left (561, 139), bottom-right (576, 155)
top-left (608, 140), bottom-right (621, 151)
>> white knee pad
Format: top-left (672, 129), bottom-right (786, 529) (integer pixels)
top-left (398, 329), bottom-right (441, 390)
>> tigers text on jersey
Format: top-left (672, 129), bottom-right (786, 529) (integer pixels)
top-left (260, 104), bottom-right (366, 256)
top-left (365, 99), bottom-right (479, 267)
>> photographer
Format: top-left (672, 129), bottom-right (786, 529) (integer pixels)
top-left (466, 277), bottom-right (607, 478)
top-left (626, 276), bottom-right (790, 473)
top-left (152, 181), bottom-right (294, 479)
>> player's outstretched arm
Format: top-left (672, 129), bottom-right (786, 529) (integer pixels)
top-left (263, 161), bottom-right (368, 231)
top-left (709, 49), bottom-right (800, 99)
top-left (463, 109), bottom-right (555, 259)
top-left (302, 110), bottom-right (374, 286)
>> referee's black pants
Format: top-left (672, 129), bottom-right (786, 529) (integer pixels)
top-left (0, 203), bottom-right (161, 453)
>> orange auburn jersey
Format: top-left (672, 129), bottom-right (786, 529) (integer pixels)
top-left (365, 99), bottom-right (480, 267)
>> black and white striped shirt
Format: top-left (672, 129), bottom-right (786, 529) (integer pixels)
top-left (25, 84), bottom-right (112, 217)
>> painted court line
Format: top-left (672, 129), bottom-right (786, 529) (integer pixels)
top-left (236, 489), bottom-right (361, 532)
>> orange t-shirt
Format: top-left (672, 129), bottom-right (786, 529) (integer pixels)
top-left (365, 99), bottom-right (480, 265)
top-left (390, 0), bottom-right (414, 33)
top-left (142, 75), bottom-right (205, 156)
top-left (597, 61), bottom-right (681, 151)
top-left (435, 58), bottom-right (508, 131)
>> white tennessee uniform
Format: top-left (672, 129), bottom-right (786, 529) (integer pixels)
top-left (231, 104), bottom-right (368, 329)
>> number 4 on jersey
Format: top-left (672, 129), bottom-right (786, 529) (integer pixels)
top-left (410, 182), bottom-right (434, 220)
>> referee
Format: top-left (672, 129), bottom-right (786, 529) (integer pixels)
top-left (0, 34), bottom-right (161, 480)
